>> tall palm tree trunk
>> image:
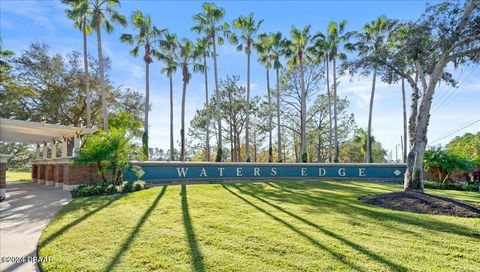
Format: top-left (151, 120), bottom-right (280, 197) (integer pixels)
top-left (401, 76), bottom-right (407, 163)
top-left (212, 31), bottom-right (222, 162)
top-left (276, 67), bottom-right (282, 162)
top-left (203, 54), bottom-right (210, 161)
top-left (317, 124), bottom-right (322, 162)
top-left (96, 24), bottom-right (109, 131)
top-left (267, 67), bottom-right (272, 162)
top-left (333, 56), bottom-right (339, 162)
top-left (229, 119), bottom-right (234, 162)
top-left (325, 57), bottom-right (332, 163)
top-left (180, 66), bottom-right (187, 161)
top-left (366, 68), bottom-right (377, 163)
top-left (299, 54), bottom-right (307, 163)
top-left (169, 76), bottom-right (174, 161)
top-left (82, 23), bottom-right (91, 128)
top-left (144, 60), bottom-right (150, 160)
top-left (245, 46), bottom-right (251, 162)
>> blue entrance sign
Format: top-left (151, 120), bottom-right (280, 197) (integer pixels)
top-left (126, 162), bottom-right (406, 183)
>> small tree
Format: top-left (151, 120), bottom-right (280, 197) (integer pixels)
top-left (74, 112), bottom-right (141, 185)
top-left (424, 148), bottom-right (476, 183)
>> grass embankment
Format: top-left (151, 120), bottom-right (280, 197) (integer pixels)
top-left (6, 168), bottom-right (31, 182)
top-left (39, 181), bottom-right (480, 272)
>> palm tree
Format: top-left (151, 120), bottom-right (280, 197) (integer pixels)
top-left (231, 13), bottom-right (263, 162)
top-left (268, 32), bottom-right (286, 162)
top-left (257, 33), bottom-right (273, 162)
top-left (327, 20), bottom-right (353, 162)
top-left (353, 128), bottom-right (368, 162)
top-left (89, 0), bottom-right (127, 131)
top-left (285, 25), bottom-right (312, 163)
top-left (154, 32), bottom-right (178, 161)
top-left (120, 11), bottom-right (164, 160)
top-left (356, 16), bottom-right (395, 163)
top-left (192, 2), bottom-right (230, 162)
top-left (312, 32), bottom-right (333, 162)
top-left (177, 39), bottom-right (204, 161)
top-left (63, 0), bottom-right (93, 128)
top-left (194, 37), bottom-right (212, 161)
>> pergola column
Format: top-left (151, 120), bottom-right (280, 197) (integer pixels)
top-left (46, 141), bottom-right (56, 185)
top-left (0, 154), bottom-right (10, 201)
top-left (31, 144), bottom-right (40, 183)
top-left (62, 138), bottom-right (68, 158)
top-left (73, 134), bottom-right (80, 156)
top-left (37, 143), bottom-right (47, 184)
top-left (54, 139), bottom-right (68, 188)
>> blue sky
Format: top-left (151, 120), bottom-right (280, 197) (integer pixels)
top-left (2, 0), bottom-right (479, 156)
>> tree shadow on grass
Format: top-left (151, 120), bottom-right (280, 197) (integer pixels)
top-left (104, 186), bottom-right (167, 271)
top-left (181, 184), bottom-right (205, 272)
top-left (39, 195), bottom-right (125, 248)
top-left (233, 185), bottom-right (408, 272)
top-left (253, 181), bottom-right (480, 240)
top-left (222, 185), bottom-right (366, 272)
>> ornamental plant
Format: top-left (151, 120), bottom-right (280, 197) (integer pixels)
top-left (74, 112), bottom-right (142, 185)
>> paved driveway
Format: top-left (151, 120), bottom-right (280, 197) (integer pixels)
top-left (0, 182), bottom-right (71, 272)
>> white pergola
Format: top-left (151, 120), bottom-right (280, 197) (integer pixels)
top-left (0, 118), bottom-right (93, 159)
top-left (0, 118), bottom-right (92, 144)
top-left (0, 118), bottom-right (94, 199)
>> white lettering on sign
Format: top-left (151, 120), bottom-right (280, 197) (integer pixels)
top-left (236, 168), bottom-right (243, 177)
top-left (218, 168), bottom-right (224, 177)
top-left (338, 168), bottom-right (346, 176)
top-left (200, 168), bottom-right (208, 177)
top-left (301, 168), bottom-right (307, 176)
top-left (254, 168), bottom-right (260, 176)
top-left (271, 167), bottom-right (277, 176)
top-left (319, 168), bottom-right (326, 176)
top-left (358, 168), bottom-right (366, 177)
top-left (177, 168), bottom-right (189, 177)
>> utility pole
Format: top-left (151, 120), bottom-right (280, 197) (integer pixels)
top-left (400, 135), bottom-right (405, 163)
top-left (395, 144), bottom-right (398, 163)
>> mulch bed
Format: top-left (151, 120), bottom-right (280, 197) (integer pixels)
top-left (359, 191), bottom-right (480, 218)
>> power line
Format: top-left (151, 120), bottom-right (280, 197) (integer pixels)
top-left (431, 69), bottom-right (475, 114)
top-left (429, 116), bottom-right (480, 144)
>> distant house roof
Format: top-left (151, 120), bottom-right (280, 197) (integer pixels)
top-left (0, 118), bottom-right (93, 144)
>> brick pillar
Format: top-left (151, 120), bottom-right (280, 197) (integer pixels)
top-left (32, 164), bottom-right (38, 183)
top-left (0, 154), bottom-right (9, 201)
top-left (55, 164), bottom-right (64, 188)
top-left (38, 163), bottom-right (46, 184)
top-left (46, 163), bottom-right (55, 186)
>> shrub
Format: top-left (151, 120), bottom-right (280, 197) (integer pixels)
top-left (72, 180), bottom-right (145, 197)
top-left (122, 180), bottom-right (134, 193)
top-left (424, 148), bottom-right (476, 182)
top-left (72, 183), bottom-right (118, 197)
top-left (133, 182), bottom-right (143, 191)
top-left (424, 180), bottom-right (480, 192)
top-left (122, 180), bottom-right (144, 193)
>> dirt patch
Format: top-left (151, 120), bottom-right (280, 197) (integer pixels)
top-left (359, 191), bottom-right (480, 218)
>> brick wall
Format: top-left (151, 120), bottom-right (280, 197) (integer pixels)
top-left (46, 165), bottom-right (54, 183)
top-left (32, 164), bottom-right (38, 182)
top-left (38, 164), bottom-right (45, 183)
top-left (0, 163), bottom-right (5, 190)
top-left (55, 165), bottom-right (64, 183)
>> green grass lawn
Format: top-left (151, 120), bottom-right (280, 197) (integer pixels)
top-left (6, 169), bottom-right (31, 182)
top-left (39, 181), bottom-right (480, 272)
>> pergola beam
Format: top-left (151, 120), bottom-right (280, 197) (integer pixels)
top-left (0, 118), bottom-right (93, 144)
